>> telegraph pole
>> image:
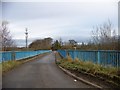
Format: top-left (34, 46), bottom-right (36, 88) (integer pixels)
top-left (25, 28), bottom-right (28, 49)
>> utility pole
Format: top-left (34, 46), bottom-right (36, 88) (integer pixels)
top-left (25, 28), bottom-right (28, 49)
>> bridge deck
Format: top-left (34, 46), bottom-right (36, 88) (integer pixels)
top-left (2, 52), bottom-right (93, 88)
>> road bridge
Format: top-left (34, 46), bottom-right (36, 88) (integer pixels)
top-left (3, 52), bottom-right (94, 88)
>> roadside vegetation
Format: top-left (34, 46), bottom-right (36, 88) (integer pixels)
top-left (2, 52), bottom-right (49, 75)
top-left (57, 55), bottom-right (120, 86)
top-left (0, 63), bottom-right (1, 68)
top-left (51, 21), bottom-right (120, 51)
top-left (2, 60), bottom-right (22, 74)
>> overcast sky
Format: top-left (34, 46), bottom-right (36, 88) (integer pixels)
top-left (1, 0), bottom-right (119, 46)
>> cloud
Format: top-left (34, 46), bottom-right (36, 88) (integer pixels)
top-left (2, 0), bottom-right (119, 3)
top-left (3, 2), bottom-right (117, 21)
top-left (3, 1), bottom-right (118, 47)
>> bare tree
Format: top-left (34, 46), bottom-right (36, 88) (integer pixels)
top-left (0, 21), bottom-right (15, 51)
top-left (91, 20), bottom-right (118, 50)
top-left (92, 21), bottom-right (111, 44)
top-left (0, 23), bottom-right (2, 51)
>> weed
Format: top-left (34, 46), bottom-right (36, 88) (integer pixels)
top-left (2, 60), bottom-right (22, 74)
top-left (58, 56), bottom-right (120, 86)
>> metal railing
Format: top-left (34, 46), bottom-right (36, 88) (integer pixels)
top-left (58, 50), bottom-right (120, 67)
top-left (0, 50), bottom-right (51, 62)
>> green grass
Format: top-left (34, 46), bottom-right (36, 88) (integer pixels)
top-left (57, 56), bottom-right (120, 86)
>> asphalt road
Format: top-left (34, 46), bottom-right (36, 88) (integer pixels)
top-left (0, 65), bottom-right (2, 89)
top-left (3, 52), bottom-right (94, 88)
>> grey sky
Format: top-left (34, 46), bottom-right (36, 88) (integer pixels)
top-left (2, 0), bottom-right (119, 46)
top-left (118, 1), bottom-right (120, 35)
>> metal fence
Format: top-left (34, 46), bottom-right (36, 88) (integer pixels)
top-left (58, 50), bottom-right (120, 67)
top-left (0, 50), bottom-right (51, 62)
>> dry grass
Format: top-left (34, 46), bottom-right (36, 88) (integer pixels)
top-left (2, 52), bottom-right (50, 75)
top-left (57, 56), bottom-right (120, 86)
top-left (2, 60), bottom-right (22, 74)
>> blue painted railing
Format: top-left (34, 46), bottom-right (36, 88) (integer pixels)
top-left (0, 50), bottom-right (51, 62)
top-left (58, 50), bottom-right (120, 67)
top-left (57, 50), bottom-right (67, 58)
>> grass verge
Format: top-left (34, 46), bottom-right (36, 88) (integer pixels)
top-left (2, 60), bottom-right (22, 74)
top-left (57, 55), bottom-right (120, 87)
top-left (2, 52), bottom-right (50, 75)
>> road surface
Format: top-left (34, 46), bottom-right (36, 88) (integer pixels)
top-left (0, 64), bottom-right (2, 89)
top-left (3, 52), bottom-right (94, 88)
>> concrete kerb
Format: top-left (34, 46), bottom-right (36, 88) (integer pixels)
top-left (58, 65), bottom-right (102, 89)
top-left (55, 52), bottom-right (102, 89)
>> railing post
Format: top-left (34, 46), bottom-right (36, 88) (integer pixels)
top-left (117, 52), bottom-right (119, 68)
top-left (12, 51), bottom-right (15, 60)
top-left (65, 50), bottom-right (67, 58)
top-left (73, 50), bottom-right (74, 60)
top-left (97, 50), bottom-right (100, 64)
top-left (74, 50), bottom-right (77, 60)
top-left (66, 50), bottom-right (69, 57)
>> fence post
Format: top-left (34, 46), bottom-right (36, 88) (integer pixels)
top-left (11, 51), bottom-right (16, 60)
top-left (74, 50), bottom-right (77, 60)
top-left (2, 52), bottom-right (4, 62)
top-left (66, 50), bottom-right (68, 57)
top-left (65, 50), bottom-right (66, 58)
top-left (97, 50), bottom-right (100, 64)
top-left (117, 52), bottom-right (119, 68)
